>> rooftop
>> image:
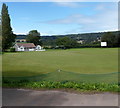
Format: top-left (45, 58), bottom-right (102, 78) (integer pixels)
top-left (16, 43), bottom-right (36, 48)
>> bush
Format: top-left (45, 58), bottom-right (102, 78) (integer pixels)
top-left (10, 48), bottom-right (16, 52)
top-left (2, 79), bottom-right (120, 92)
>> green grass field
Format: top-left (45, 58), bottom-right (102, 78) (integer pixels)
top-left (2, 48), bottom-right (118, 83)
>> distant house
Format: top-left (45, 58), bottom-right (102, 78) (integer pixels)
top-left (13, 43), bottom-right (45, 51)
top-left (76, 39), bottom-right (84, 44)
top-left (97, 37), bottom-right (101, 42)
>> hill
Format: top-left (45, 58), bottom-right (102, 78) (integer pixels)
top-left (16, 31), bottom-right (119, 46)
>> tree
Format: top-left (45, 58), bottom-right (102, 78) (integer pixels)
top-left (0, 17), bottom-right (2, 51)
top-left (26, 30), bottom-right (42, 45)
top-left (115, 31), bottom-right (120, 47)
top-left (101, 32), bottom-right (116, 47)
top-left (56, 37), bottom-right (77, 49)
top-left (1, 3), bottom-right (16, 51)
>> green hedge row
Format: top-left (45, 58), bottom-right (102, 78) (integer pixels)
top-left (3, 80), bottom-right (120, 92)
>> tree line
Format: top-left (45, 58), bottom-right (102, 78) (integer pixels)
top-left (101, 32), bottom-right (120, 47)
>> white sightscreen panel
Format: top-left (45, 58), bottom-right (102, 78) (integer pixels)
top-left (101, 42), bottom-right (107, 46)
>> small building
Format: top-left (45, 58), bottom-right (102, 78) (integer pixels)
top-left (13, 43), bottom-right (45, 51)
top-left (97, 37), bottom-right (101, 42)
top-left (36, 45), bottom-right (45, 51)
top-left (76, 39), bottom-right (84, 44)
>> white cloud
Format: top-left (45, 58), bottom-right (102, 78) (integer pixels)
top-left (41, 32), bottom-right (55, 36)
top-left (42, 3), bottom-right (118, 34)
top-left (54, 2), bottom-right (80, 8)
top-left (79, 8), bottom-right (118, 33)
top-left (42, 14), bottom-right (95, 25)
top-left (14, 32), bottom-right (27, 35)
top-left (95, 4), bottom-right (106, 11)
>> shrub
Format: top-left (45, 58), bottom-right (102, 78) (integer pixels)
top-left (10, 48), bottom-right (15, 52)
top-left (2, 79), bottom-right (120, 92)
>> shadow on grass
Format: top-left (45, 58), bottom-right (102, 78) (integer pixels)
top-left (2, 70), bottom-right (119, 84)
top-left (2, 71), bottom-right (120, 92)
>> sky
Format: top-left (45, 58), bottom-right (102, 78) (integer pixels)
top-left (0, 2), bottom-right (118, 36)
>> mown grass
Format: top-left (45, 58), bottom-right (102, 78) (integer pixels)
top-left (2, 71), bottom-right (119, 83)
top-left (3, 48), bottom-right (118, 76)
top-left (2, 48), bottom-right (119, 92)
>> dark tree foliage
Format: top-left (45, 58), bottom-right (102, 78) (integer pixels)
top-left (56, 37), bottom-right (78, 49)
top-left (26, 30), bottom-right (42, 45)
top-left (0, 17), bottom-right (2, 51)
top-left (101, 32), bottom-right (120, 47)
top-left (116, 31), bottom-right (120, 47)
top-left (1, 3), bottom-right (16, 51)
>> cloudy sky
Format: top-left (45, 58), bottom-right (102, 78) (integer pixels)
top-left (1, 2), bottom-right (118, 35)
